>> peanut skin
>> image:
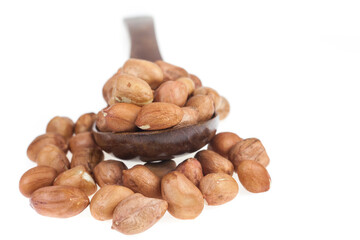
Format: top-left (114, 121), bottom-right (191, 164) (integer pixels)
top-left (199, 173), bottom-right (239, 205)
top-left (68, 132), bottom-right (97, 153)
top-left (208, 132), bottom-right (242, 158)
top-left (237, 160), bottom-right (271, 193)
top-left (161, 171), bottom-right (204, 219)
top-left (27, 133), bottom-right (67, 162)
top-left (19, 166), bottom-right (58, 198)
top-left (96, 103), bottom-right (141, 132)
top-left (35, 144), bottom-right (70, 174)
top-left (189, 74), bottom-right (202, 88)
top-left (53, 165), bottom-right (97, 196)
top-left (135, 102), bottom-right (183, 130)
top-left (175, 107), bottom-right (199, 128)
top-left (176, 77), bottom-right (195, 95)
top-left (109, 74), bottom-right (153, 106)
top-left (112, 193), bottom-right (168, 235)
top-left (122, 165), bottom-right (162, 199)
top-left (154, 80), bottom-right (188, 107)
top-left (228, 138), bottom-right (270, 169)
top-left (186, 95), bottom-right (215, 122)
top-left (155, 60), bottom-right (188, 82)
top-left (46, 116), bottom-right (74, 141)
top-left (103, 70), bottom-right (121, 104)
top-left (74, 112), bottom-right (96, 134)
top-left (30, 186), bottom-right (89, 218)
top-left (93, 160), bottom-right (128, 187)
top-left (70, 147), bottom-right (104, 173)
top-left (122, 58), bottom-right (164, 89)
top-left (175, 158), bottom-right (203, 187)
top-left (90, 185), bottom-right (134, 221)
top-left (195, 150), bottom-right (234, 176)
top-left (217, 96), bottom-right (230, 120)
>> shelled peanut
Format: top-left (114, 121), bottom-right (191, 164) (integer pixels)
top-left (20, 57), bottom-right (272, 236)
top-left (21, 129), bottom-right (271, 235)
top-left (98, 58), bottom-right (230, 133)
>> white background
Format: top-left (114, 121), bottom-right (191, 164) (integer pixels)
top-left (1, 0), bottom-right (359, 239)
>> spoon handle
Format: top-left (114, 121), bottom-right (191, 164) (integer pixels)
top-left (124, 16), bottom-right (163, 61)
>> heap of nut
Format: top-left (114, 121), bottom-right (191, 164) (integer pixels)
top-left (100, 59), bottom-right (229, 131)
top-left (20, 59), bottom-right (271, 235)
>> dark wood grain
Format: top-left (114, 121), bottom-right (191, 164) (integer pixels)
top-left (124, 16), bottom-right (162, 61)
top-left (93, 114), bottom-right (219, 161)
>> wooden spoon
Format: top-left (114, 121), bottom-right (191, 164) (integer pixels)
top-left (92, 16), bottom-right (219, 161)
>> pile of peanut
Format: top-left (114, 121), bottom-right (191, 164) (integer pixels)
top-left (19, 59), bottom-right (271, 235)
top-left (100, 59), bottom-right (229, 132)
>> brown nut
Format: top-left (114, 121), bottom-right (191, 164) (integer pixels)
top-left (217, 96), bottom-right (230, 120)
top-left (176, 77), bottom-right (195, 95)
top-left (155, 60), bottom-right (188, 81)
top-left (46, 116), bottom-right (74, 141)
top-left (199, 173), bottom-right (239, 205)
top-left (144, 160), bottom-right (176, 178)
top-left (154, 81), bottom-right (188, 107)
top-left (208, 132), bottom-right (243, 158)
top-left (237, 160), bottom-right (271, 193)
top-left (53, 165), bottom-right (97, 196)
top-left (96, 103), bottom-right (141, 132)
top-left (175, 107), bottom-right (199, 127)
top-left (103, 70), bottom-right (121, 104)
top-left (228, 138), bottom-right (270, 169)
top-left (30, 185), bottom-right (89, 218)
top-left (161, 171), bottom-right (204, 219)
top-left (186, 95), bottom-right (215, 122)
top-left (19, 166), bottom-right (58, 198)
top-left (189, 74), bottom-right (202, 88)
top-left (90, 185), bottom-right (134, 221)
top-left (27, 133), bottom-right (68, 162)
top-left (70, 147), bottom-right (104, 173)
top-left (122, 58), bottom-right (163, 89)
top-left (195, 150), bottom-right (234, 176)
top-left (122, 165), bottom-right (161, 199)
top-left (93, 160), bottom-right (128, 187)
top-left (68, 132), bottom-right (96, 153)
top-left (35, 144), bottom-right (70, 174)
top-left (112, 193), bottom-right (168, 235)
top-left (74, 112), bottom-right (96, 134)
top-left (193, 87), bottom-right (222, 110)
top-left (108, 74), bottom-right (153, 106)
top-left (135, 102), bottom-right (183, 130)
top-left (175, 158), bottom-right (203, 187)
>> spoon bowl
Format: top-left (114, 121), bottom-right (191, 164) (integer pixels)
top-left (92, 114), bottom-right (219, 162)
top-left (92, 16), bottom-right (219, 161)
